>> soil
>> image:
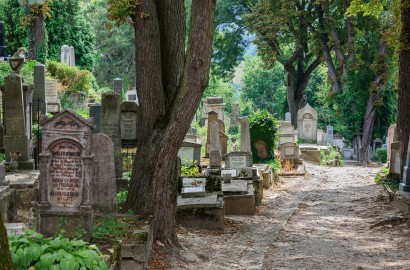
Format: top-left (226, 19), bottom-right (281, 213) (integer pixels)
top-left (150, 162), bottom-right (410, 269)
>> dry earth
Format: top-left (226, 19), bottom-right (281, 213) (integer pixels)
top-left (151, 162), bottom-right (410, 270)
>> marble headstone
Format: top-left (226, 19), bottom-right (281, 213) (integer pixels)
top-left (297, 103), bottom-right (318, 142)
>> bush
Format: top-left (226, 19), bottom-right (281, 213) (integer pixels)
top-left (249, 110), bottom-right (278, 162)
top-left (0, 60), bottom-right (36, 85)
top-left (8, 230), bottom-right (108, 270)
top-left (376, 148), bottom-right (387, 163)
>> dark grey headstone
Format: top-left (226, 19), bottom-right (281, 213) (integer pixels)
top-left (33, 64), bottom-right (46, 114)
top-left (399, 134), bottom-right (410, 191)
top-left (113, 78), bottom-right (123, 99)
top-left (89, 104), bottom-right (101, 133)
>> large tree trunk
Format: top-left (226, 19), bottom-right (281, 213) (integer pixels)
top-left (0, 214), bottom-right (13, 269)
top-left (125, 0), bottom-right (216, 246)
top-left (397, 0), bottom-right (410, 177)
top-left (28, 11), bottom-right (45, 62)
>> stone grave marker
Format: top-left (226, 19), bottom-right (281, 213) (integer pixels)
top-left (92, 133), bottom-right (117, 213)
top-left (285, 112), bottom-right (291, 122)
top-left (229, 103), bottom-right (240, 130)
top-left (280, 142), bottom-right (301, 161)
top-left (342, 148), bottom-right (354, 160)
top-left (209, 121), bottom-right (222, 168)
top-left (399, 134), bottom-right (410, 191)
top-left (33, 64), bottom-right (46, 115)
top-left (181, 186), bottom-right (206, 198)
top-left (221, 169), bottom-right (237, 177)
top-left (69, 46), bottom-right (75, 66)
top-left (0, 164), bottom-right (8, 186)
top-left (125, 87), bottom-right (139, 104)
top-left (38, 109), bottom-right (94, 240)
top-left (279, 121), bottom-right (295, 146)
top-left (373, 138), bottom-right (383, 153)
top-left (389, 142), bottom-right (401, 176)
top-left (5, 223), bottom-right (25, 236)
top-left (334, 134), bottom-right (344, 149)
top-left (121, 101), bottom-right (138, 146)
top-left (61, 45), bottom-right (70, 65)
top-left (387, 124), bottom-right (397, 160)
top-left (240, 116), bottom-right (251, 153)
top-left (224, 152), bottom-right (252, 169)
top-left (89, 104), bottom-right (101, 133)
top-left (178, 141), bottom-right (201, 166)
top-left (327, 125), bottom-right (334, 146)
top-left (297, 103), bottom-right (318, 142)
top-left (45, 79), bottom-right (60, 113)
top-left (101, 92), bottom-right (122, 178)
top-left (113, 78), bottom-right (123, 99)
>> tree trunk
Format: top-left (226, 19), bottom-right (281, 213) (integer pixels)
top-left (397, 0), bottom-right (410, 177)
top-left (125, 0), bottom-right (216, 246)
top-left (0, 214), bottom-right (13, 269)
top-left (28, 12), bottom-right (45, 62)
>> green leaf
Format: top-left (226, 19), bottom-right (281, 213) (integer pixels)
top-left (40, 253), bottom-right (56, 269)
top-left (50, 265), bottom-right (61, 270)
top-left (60, 257), bottom-right (76, 270)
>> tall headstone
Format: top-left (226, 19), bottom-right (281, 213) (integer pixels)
top-left (89, 104), bottom-right (101, 133)
top-left (229, 103), bottom-right (240, 130)
top-left (120, 101), bottom-right (138, 146)
top-left (113, 78), bottom-right (123, 99)
top-left (38, 110), bottom-right (94, 240)
top-left (45, 79), bottom-right (60, 113)
top-left (0, 22), bottom-right (7, 58)
top-left (69, 46), bottom-right (75, 66)
top-left (3, 73), bottom-right (34, 169)
top-left (33, 64), bottom-right (46, 115)
top-left (389, 141), bottom-right (401, 175)
top-left (101, 92), bottom-right (122, 178)
top-left (92, 133), bottom-right (117, 213)
top-left (240, 116), bottom-right (251, 153)
top-left (205, 111), bottom-right (219, 156)
top-left (60, 45), bottom-right (70, 65)
top-left (297, 103), bottom-right (318, 142)
top-left (387, 124), bottom-right (397, 160)
top-left (279, 121), bottom-right (295, 146)
top-left (399, 134), bottom-right (410, 191)
top-left (327, 125), bottom-right (334, 146)
top-left (209, 121), bottom-right (221, 168)
top-left (285, 112), bottom-right (291, 122)
top-left (125, 87), bottom-right (138, 104)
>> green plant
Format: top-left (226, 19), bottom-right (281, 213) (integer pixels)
top-left (320, 148), bottom-right (343, 165)
top-left (249, 110), bottom-right (278, 162)
top-left (8, 230), bottom-right (108, 270)
top-left (267, 158), bottom-right (281, 173)
top-left (374, 172), bottom-right (400, 191)
top-left (117, 190), bottom-right (128, 204)
top-left (0, 153), bottom-right (5, 162)
top-left (296, 138), bottom-right (305, 145)
top-left (181, 164), bottom-right (200, 176)
top-left (376, 148), bottom-right (388, 163)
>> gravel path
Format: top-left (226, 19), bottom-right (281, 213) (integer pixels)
top-left (162, 162), bottom-right (410, 270)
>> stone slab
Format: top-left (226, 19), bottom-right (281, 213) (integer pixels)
top-left (177, 193), bottom-right (219, 208)
top-left (7, 170), bottom-right (39, 189)
top-left (182, 178), bottom-right (206, 187)
top-left (221, 169), bottom-right (237, 177)
top-left (222, 180), bottom-right (248, 194)
top-left (0, 185), bottom-right (9, 196)
top-left (181, 186), bottom-right (206, 198)
top-left (223, 184), bottom-right (255, 215)
top-left (5, 223), bottom-right (25, 235)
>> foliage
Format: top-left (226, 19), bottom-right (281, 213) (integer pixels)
top-left (0, 153), bottom-right (5, 162)
top-left (374, 172), bottom-right (399, 190)
top-left (117, 190), bottom-right (128, 205)
top-left (376, 148), bottom-right (388, 163)
top-left (0, 60), bottom-right (36, 85)
top-left (249, 110), bottom-right (278, 161)
top-left (8, 230), bottom-right (108, 270)
top-left (267, 158), bottom-right (281, 173)
top-left (181, 165), bottom-right (200, 177)
top-left (296, 138), bottom-right (305, 145)
top-left (320, 148), bottom-right (343, 166)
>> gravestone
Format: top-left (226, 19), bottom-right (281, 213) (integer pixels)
top-left (45, 79), bottom-right (60, 113)
top-left (399, 134), bottom-right (410, 191)
top-left (217, 119), bottom-right (228, 157)
top-left (334, 134), bottom-right (344, 149)
top-left (0, 164), bottom-right (8, 186)
top-left (224, 152), bottom-right (252, 169)
top-left (317, 129), bottom-right (325, 145)
top-left (184, 127), bottom-right (199, 143)
top-left (125, 87), bottom-right (139, 104)
top-left (101, 92), bottom-right (123, 178)
top-left (38, 109), bottom-right (94, 240)
top-left (60, 45), bottom-right (70, 65)
top-left (113, 78), bottom-right (123, 99)
top-left (297, 103), bottom-right (318, 142)
top-left (229, 103), bottom-right (240, 130)
top-left (279, 121), bottom-right (295, 145)
top-left (373, 138), bottom-right (383, 153)
top-left (202, 97), bottom-right (225, 126)
top-left (89, 104), bottom-right (101, 133)
top-left (285, 112), bottom-right (291, 122)
top-left (178, 141), bottom-right (202, 166)
top-left (121, 101), bottom-right (138, 146)
top-left (33, 64), bottom-right (47, 115)
top-left (209, 121), bottom-right (221, 168)
top-left (342, 148), bottom-right (354, 160)
top-left (205, 111), bottom-right (219, 156)
top-left (280, 142), bottom-right (301, 161)
top-left (3, 73), bottom-right (34, 169)
top-left (327, 125), bottom-right (334, 146)
top-left (240, 116), bottom-right (251, 153)
top-left (389, 142), bottom-right (401, 176)
top-left (387, 124), bottom-right (397, 160)
top-left (92, 133), bottom-right (117, 213)
top-left (69, 46), bottom-right (75, 66)
top-left (0, 22), bottom-right (7, 57)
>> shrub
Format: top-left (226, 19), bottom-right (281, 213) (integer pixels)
top-left (249, 110), bottom-right (278, 162)
top-left (0, 60), bottom-right (36, 85)
top-left (8, 230), bottom-right (108, 270)
top-left (376, 148), bottom-right (387, 163)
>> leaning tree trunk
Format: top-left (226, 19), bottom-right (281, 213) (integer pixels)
top-left (397, 0), bottom-right (410, 177)
top-left (124, 0), bottom-right (216, 246)
top-left (0, 214), bottom-right (13, 269)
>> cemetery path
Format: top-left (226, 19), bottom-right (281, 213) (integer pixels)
top-left (161, 163), bottom-right (410, 270)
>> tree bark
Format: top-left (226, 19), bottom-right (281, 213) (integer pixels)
top-left (125, 0), bottom-right (216, 246)
top-left (397, 0), bottom-right (410, 177)
top-left (28, 12), bottom-right (45, 62)
top-left (0, 214), bottom-right (13, 269)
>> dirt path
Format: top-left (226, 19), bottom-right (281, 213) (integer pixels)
top-left (156, 162), bottom-right (410, 269)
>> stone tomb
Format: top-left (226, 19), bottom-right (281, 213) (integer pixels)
top-left (38, 109), bottom-right (94, 240)
top-left (399, 137), bottom-right (410, 191)
top-left (342, 148), bottom-right (354, 160)
top-left (121, 101), bottom-right (138, 146)
top-left (334, 133), bottom-right (344, 149)
top-left (45, 79), bottom-right (61, 113)
top-left (178, 141), bottom-right (201, 166)
top-left (181, 177), bottom-right (206, 198)
top-left (222, 180), bottom-right (255, 215)
top-left (224, 152), bottom-right (252, 170)
top-left (201, 97), bottom-right (225, 126)
top-left (297, 103), bottom-right (318, 142)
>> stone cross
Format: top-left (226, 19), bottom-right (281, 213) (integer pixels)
top-left (101, 92), bottom-right (123, 178)
top-left (240, 116), bottom-right (251, 153)
top-left (209, 121), bottom-right (221, 168)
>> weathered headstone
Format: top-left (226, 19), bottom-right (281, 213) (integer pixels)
top-left (91, 133), bottom-right (117, 213)
top-left (61, 45), bottom-right (70, 65)
top-left (113, 78), bottom-right (123, 99)
top-left (317, 129), bottom-right (325, 145)
top-left (3, 73), bottom-right (34, 169)
top-left (285, 112), bottom-right (291, 122)
top-left (125, 87), bottom-right (139, 104)
top-left (389, 142), bottom-right (401, 176)
top-left (224, 152), bottom-right (252, 169)
top-left (45, 79), bottom-right (60, 113)
top-left (33, 64), bottom-right (46, 115)
top-left (327, 125), bottom-right (334, 146)
top-left (229, 103), bottom-right (240, 130)
top-left (399, 134), bottom-right (410, 191)
top-left (89, 104), bottom-right (101, 133)
top-left (240, 116), bottom-right (251, 153)
top-left (334, 133), bottom-right (344, 149)
top-left (120, 101), bottom-right (138, 146)
top-left (0, 164), bottom-right (8, 186)
top-left (38, 109), bottom-right (94, 240)
top-left (209, 121), bottom-right (221, 168)
top-left (205, 111), bottom-right (219, 156)
top-left (373, 138), bottom-right (383, 153)
top-left (279, 121), bottom-right (295, 145)
top-left (69, 46), bottom-right (75, 67)
top-left (387, 124), bottom-right (397, 160)
top-left (280, 142), bottom-right (301, 161)
top-left (297, 103), bottom-right (318, 142)
top-left (202, 97), bottom-right (225, 126)
top-left (342, 148), bottom-right (354, 160)
top-left (178, 141), bottom-right (202, 166)
top-left (101, 92), bottom-right (123, 178)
